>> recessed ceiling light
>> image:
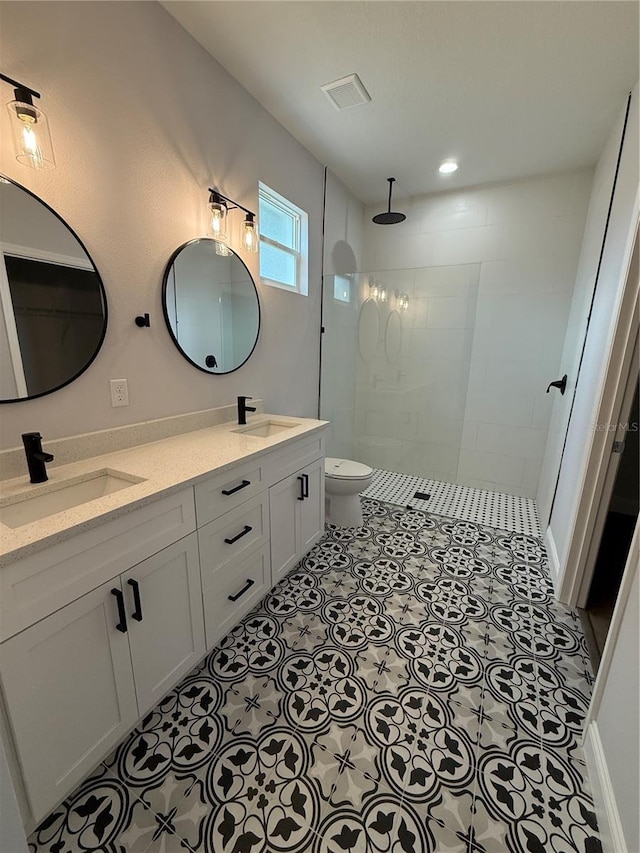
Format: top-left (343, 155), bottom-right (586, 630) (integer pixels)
top-left (438, 160), bottom-right (460, 175)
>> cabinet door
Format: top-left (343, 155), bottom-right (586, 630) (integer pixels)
top-left (269, 472), bottom-right (300, 582)
top-left (123, 533), bottom-right (205, 716)
top-left (298, 459), bottom-right (325, 555)
top-left (0, 581), bottom-right (138, 823)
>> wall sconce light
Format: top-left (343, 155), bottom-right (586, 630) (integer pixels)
top-left (1, 73), bottom-right (55, 169)
top-left (209, 194), bottom-right (228, 240)
top-left (368, 276), bottom-right (387, 302)
top-left (395, 290), bottom-right (409, 311)
top-left (241, 212), bottom-right (258, 254)
top-left (208, 188), bottom-right (258, 254)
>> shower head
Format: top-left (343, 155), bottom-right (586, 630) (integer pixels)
top-left (372, 178), bottom-right (406, 225)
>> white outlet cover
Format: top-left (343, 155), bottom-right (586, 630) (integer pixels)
top-left (110, 379), bottom-right (129, 407)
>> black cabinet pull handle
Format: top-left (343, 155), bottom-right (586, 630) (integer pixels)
top-left (222, 479), bottom-right (251, 496)
top-left (297, 475), bottom-right (305, 501)
top-left (111, 588), bottom-right (127, 633)
top-left (228, 578), bottom-right (255, 602)
top-left (127, 578), bottom-right (143, 621)
top-left (224, 525), bottom-right (253, 545)
top-left (303, 473), bottom-right (309, 498)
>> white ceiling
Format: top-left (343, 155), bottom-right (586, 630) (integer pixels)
top-left (161, 1), bottom-right (639, 205)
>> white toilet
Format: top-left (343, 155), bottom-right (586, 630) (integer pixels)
top-left (325, 457), bottom-right (373, 527)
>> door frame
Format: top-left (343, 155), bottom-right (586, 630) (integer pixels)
top-left (577, 330), bottom-right (639, 608)
top-left (559, 219), bottom-right (639, 607)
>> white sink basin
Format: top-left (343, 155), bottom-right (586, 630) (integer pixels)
top-left (0, 469), bottom-right (146, 528)
top-left (232, 419), bottom-right (299, 438)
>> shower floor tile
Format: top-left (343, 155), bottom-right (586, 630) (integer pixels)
top-left (362, 468), bottom-right (541, 536)
top-left (28, 501), bottom-right (598, 853)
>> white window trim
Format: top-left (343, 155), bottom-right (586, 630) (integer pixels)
top-left (258, 182), bottom-right (308, 296)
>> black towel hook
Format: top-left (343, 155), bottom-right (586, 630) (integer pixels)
top-left (546, 374), bottom-right (568, 395)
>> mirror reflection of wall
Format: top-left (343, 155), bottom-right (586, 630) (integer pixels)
top-left (0, 178), bottom-right (107, 402)
top-left (162, 238), bottom-right (260, 375)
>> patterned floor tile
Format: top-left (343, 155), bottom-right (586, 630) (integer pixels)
top-left (30, 499), bottom-right (601, 853)
top-left (28, 774), bottom-right (158, 853)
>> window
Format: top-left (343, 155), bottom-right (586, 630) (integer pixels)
top-left (333, 274), bottom-right (351, 304)
top-left (258, 182), bottom-right (308, 295)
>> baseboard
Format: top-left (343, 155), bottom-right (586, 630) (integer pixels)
top-left (545, 526), bottom-right (561, 595)
top-left (583, 721), bottom-right (628, 853)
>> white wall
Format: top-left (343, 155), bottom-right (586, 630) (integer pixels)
top-left (321, 170), bottom-right (364, 459)
top-left (360, 171), bottom-right (592, 496)
top-left (584, 520), bottom-right (639, 853)
top-left (354, 263), bottom-right (480, 480)
top-left (0, 1), bottom-right (324, 451)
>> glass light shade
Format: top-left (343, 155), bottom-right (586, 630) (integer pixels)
top-left (215, 240), bottom-right (232, 257)
top-left (210, 202), bottom-right (227, 239)
top-left (241, 216), bottom-right (259, 253)
top-left (379, 285), bottom-right (388, 303)
top-left (7, 100), bottom-right (55, 169)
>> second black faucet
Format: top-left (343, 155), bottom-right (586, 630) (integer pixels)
top-left (237, 396), bottom-right (256, 425)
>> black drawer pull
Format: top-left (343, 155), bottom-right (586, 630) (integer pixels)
top-left (127, 578), bottom-right (143, 621)
top-left (111, 588), bottom-right (127, 633)
top-left (221, 479), bottom-right (251, 496)
top-left (224, 525), bottom-right (253, 545)
top-left (228, 578), bottom-right (255, 602)
top-left (303, 473), bottom-right (309, 499)
top-left (297, 475), bottom-right (305, 501)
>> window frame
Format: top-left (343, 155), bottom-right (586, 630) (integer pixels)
top-left (258, 182), bottom-right (308, 296)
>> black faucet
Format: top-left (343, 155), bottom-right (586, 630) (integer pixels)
top-left (22, 432), bottom-right (54, 484)
top-left (237, 396), bottom-right (256, 425)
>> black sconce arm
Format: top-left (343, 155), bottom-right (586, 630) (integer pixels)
top-left (208, 188), bottom-right (255, 219)
top-left (0, 72), bottom-right (41, 102)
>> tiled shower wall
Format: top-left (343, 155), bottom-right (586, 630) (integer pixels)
top-left (323, 169), bottom-right (593, 499)
top-left (353, 263), bottom-right (480, 481)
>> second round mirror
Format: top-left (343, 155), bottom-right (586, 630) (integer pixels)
top-left (162, 239), bottom-right (260, 374)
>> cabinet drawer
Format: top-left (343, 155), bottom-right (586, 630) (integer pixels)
top-left (0, 488), bottom-right (196, 642)
top-left (263, 432), bottom-right (326, 487)
top-left (194, 461), bottom-right (266, 527)
top-left (198, 494), bottom-right (269, 581)
top-left (202, 544), bottom-right (270, 650)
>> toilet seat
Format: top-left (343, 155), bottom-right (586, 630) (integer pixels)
top-left (325, 458), bottom-right (373, 480)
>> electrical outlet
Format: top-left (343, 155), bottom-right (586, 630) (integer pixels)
top-left (110, 379), bottom-right (129, 407)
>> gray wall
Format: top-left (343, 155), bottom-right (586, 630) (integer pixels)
top-left (0, 1), bottom-right (325, 449)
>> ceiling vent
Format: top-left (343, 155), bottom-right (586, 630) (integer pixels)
top-left (321, 74), bottom-right (371, 111)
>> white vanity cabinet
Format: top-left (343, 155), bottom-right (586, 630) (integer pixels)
top-left (0, 578), bottom-right (139, 822)
top-left (0, 422), bottom-right (326, 833)
top-left (197, 432), bottom-right (325, 642)
top-left (0, 531), bottom-right (204, 824)
top-left (198, 480), bottom-right (272, 649)
top-left (269, 457), bottom-right (325, 582)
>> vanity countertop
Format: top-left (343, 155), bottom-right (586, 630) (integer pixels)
top-left (0, 415), bottom-right (328, 565)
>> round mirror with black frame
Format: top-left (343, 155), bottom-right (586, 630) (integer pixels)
top-left (162, 238), bottom-right (261, 375)
top-left (0, 175), bottom-right (108, 403)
